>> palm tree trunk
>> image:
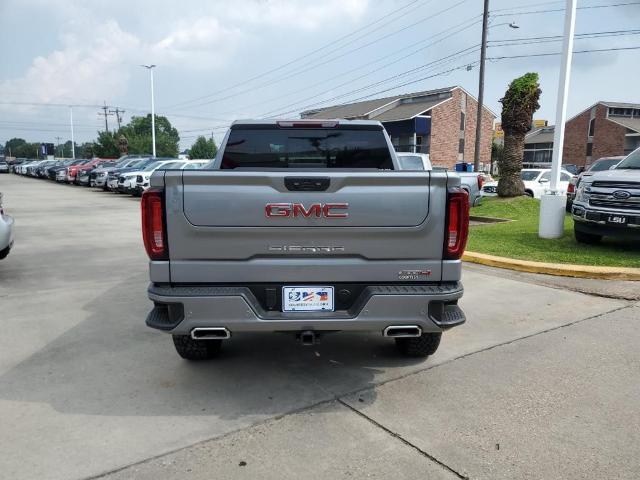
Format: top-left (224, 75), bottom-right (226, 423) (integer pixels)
top-left (497, 132), bottom-right (525, 197)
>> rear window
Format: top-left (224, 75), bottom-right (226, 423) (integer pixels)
top-left (221, 127), bottom-right (393, 169)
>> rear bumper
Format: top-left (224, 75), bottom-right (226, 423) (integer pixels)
top-left (146, 282), bottom-right (465, 335)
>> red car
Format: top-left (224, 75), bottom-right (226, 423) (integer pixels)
top-left (73, 158), bottom-right (116, 185)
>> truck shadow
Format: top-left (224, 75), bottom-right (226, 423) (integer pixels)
top-left (0, 274), bottom-right (428, 420)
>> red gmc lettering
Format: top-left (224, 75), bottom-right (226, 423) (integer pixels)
top-left (293, 203), bottom-right (322, 218)
top-left (265, 203), bottom-right (349, 218)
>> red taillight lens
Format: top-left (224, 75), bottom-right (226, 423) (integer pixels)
top-left (477, 174), bottom-right (484, 190)
top-left (444, 188), bottom-right (470, 260)
top-left (567, 182), bottom-right (575, 193)
top-left (141, 188), bottom-right (168, 260)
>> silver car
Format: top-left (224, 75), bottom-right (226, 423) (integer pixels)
top-left (0, 192), bottom-right (14, 260)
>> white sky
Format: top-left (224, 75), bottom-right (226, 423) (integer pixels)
top-left (1, 0), bottom-right (639, 151)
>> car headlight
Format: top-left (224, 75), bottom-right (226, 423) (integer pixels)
top-left (575, 183), bottom-right (591, 202)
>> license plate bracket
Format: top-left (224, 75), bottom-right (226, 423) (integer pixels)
top-left (282, 286), bottom-right (334, 312)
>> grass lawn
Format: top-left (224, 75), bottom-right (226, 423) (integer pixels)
top-left (468, 196), bottom-right (640, 268)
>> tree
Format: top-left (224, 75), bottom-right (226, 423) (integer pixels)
top-left (119, 114), bottom-right (180, 157)
top-left (497, 73), bottom-right (541, 197)
top-left (14, 142), bottom-right (40, 158)
top-left (93, 131), bottom-right (120, 158)
top-left (188, 136), bottom-right (217, 159)
top-left (4, 138), bottom-right (27, 157)
top-left (80, 143), bottom-right (95, 159)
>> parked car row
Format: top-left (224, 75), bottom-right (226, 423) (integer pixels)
top-left (11, 155), bottom-right (210, 197)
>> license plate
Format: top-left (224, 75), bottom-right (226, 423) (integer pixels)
top-left (282, 286), bottom-right (334, 312)
top-left (607, 215), bottom-right (627, 225)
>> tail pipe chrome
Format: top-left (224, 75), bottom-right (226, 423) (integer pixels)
top-left (383, 325), bottom-right (422, 338)
top-left (191, 327), bottom-right (231, 340)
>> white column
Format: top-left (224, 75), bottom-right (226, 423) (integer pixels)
top-left (539, 0), bottom-right (576, 239)
top-left (70, 107), bottom-right (76, 159)
top-left (150, 68), bottom-right (157, 157)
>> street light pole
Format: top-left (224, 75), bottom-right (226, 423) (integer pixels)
top-left (142, 64), bottom-right (157, 157)
top-left (69, 106), bottom-right (76, 159)
top-left (539, 0), bottom-right (577, 239)
top-left (473, 0), bottom-right (489, 173)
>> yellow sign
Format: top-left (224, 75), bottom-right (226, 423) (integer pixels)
top-left (533, 119), bottom-right (548, 128)
top-left (493, 122), bottom-right (504, 138)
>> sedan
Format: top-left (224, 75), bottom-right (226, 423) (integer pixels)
top-left (482, 168), bottom-right (573, 199)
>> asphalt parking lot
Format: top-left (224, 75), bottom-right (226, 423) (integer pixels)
top-left (1, 174), bottom-right (639, 480)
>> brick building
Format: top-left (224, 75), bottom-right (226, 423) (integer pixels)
top-left (564, 101), bottom-right (640, 168)
top-left (300, 86), bottom-right (496, 170)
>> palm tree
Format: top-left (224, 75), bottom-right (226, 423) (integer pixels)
top-left (498, 73), bottom-right (541, 197)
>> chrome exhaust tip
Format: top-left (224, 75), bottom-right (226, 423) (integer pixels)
top-left (190, 327), bottom-right (231, 340)
top-left (383, 325), bottom-right (422, 338)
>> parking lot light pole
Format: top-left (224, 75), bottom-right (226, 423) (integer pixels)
top-left (539, 0), bottom-right (577, 239)
top-left (69, 107), bottom-right (76, 159)
top-left (142, 64), bottom-right (157, 157)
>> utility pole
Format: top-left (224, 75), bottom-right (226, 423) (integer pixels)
top-left (109, 107), bottom-right (125, 130)
top-left (141, 65), bottom-right (157, 157)
top-left (473, 0), bottom-right (490, 173)
top-left (70, 107), bottom-right (76, 159)
top-left (98, 101), bottom-right (114, 133)
top-left (539, 0), bottom-right (577, 239)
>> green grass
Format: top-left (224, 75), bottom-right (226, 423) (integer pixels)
top-left (468, 197), bottom-right (640, 267)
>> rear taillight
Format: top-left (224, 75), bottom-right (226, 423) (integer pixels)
top-left (567, 182), bottom-right (576, 193)
top-left (141, 188), bottom-right (168, 260)
top-left (477, 175), bottom-right (484, 190)
top-left (444, 188), bottom-right (470, 260)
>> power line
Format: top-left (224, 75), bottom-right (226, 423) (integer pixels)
top-left (491, 1), bottom-right (640, 17)
top-left (261, 44), bottom-right (480, 118)
top-left (163, 0), bottom-right (470, 112)
top-left (487, 45), bottom-right (640, 60)
top-left (162, 0), bottom-right (432, 110)
top-left (221, 13), bottom-right (483, 118)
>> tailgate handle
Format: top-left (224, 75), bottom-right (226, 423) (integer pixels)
top-left (285, 177), bottom-right (330, 191)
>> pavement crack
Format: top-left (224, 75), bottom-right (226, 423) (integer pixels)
top-left (337, 398), bottom-right (469, 479)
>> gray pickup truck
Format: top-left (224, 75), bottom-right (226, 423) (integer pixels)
top-left (142, 120), bottom-right (469, 360)
top-left (572, 147), bottom-right (640, 243)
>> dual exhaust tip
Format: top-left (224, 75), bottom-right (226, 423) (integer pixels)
top-left (191, 327), bottom-right (231, 340)
top-left (190, 325), bottom-right (422, 341)
top-left (383, 325), bottom-right (422, 338)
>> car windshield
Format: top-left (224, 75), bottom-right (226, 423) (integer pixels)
top-left (521, 170), bottom-right (541, 181)
top-left (590, 159), bottom-right (620, 171)
top-left (143, 161), bottom-right (163, 171)
top-left (616, 149), bottom-right (640, 169)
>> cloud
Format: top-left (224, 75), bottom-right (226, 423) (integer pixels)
top-left (152, 17), bottom-right (242, 69)
top-left (0, 19), bottom-right (139, 106)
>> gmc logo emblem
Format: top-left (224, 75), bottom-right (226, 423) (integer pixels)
top-left (265, 203), bottom-right (349, 218)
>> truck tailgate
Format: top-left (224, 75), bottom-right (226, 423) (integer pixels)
top-left (162, 170), bottom-right (452, 283)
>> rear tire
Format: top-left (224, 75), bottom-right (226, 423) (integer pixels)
top-left (574, 228), bottom-right (602, 244)
top-left (172, 335), bottom-right (222, 360)
top-left (395, 332), bottom-right (442, 358)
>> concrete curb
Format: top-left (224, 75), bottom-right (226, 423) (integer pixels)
top-left (463, 251), bottom-right (640, 281)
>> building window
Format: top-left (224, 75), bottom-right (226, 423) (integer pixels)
top-left (609, 107), bottom-right (640, 118)
top-left (588, 118), bottom-right (595, 137)
top-left (586, 142), bottom-right (593, 157)
top-left (460, 112), bottom-right (465, 131)
top-left (458, 138), bottom-right (465, 154)
top-left (523, 142), bottom-right (553, 167)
